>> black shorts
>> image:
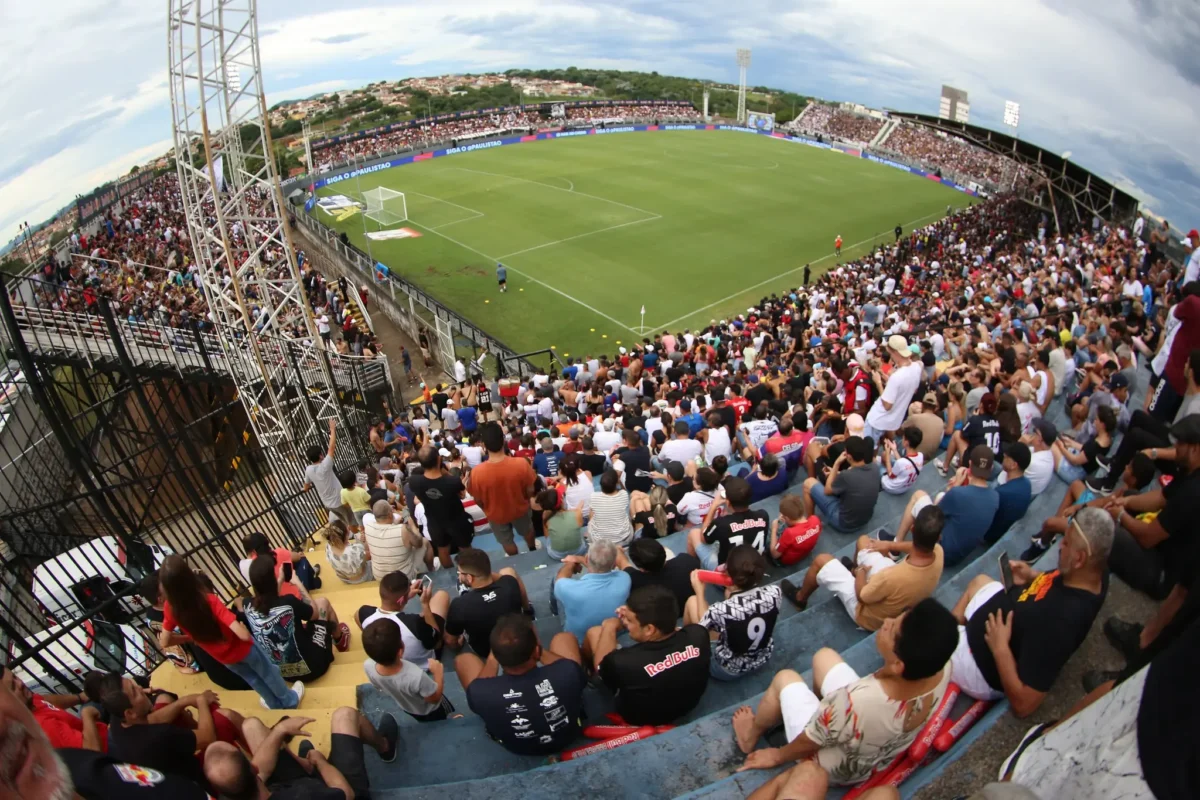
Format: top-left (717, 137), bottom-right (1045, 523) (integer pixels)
top-left (407, 695), bottom-right (456, 722)
top-left (267, 733), bottom-right (368, 797)
top-left (478, 402), bottom-right (493, 413)
top-left (498, 278), bottom-right (506, 285)
top-left (429, 521), bottom-right (474, 551)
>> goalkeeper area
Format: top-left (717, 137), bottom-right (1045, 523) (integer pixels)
top-left (313, 131), bottom-right (977, 358)
top-left (363, 186), bottom-right (409, 227)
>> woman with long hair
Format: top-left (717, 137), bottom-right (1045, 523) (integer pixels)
top-left (157, 554), bottom-right (303, 709)
top-left (540, 488), bottom-right (587, 560)
top-left (996, 392), bottom-right (1023, 444)
top-left (325, 518), bottom-right (372, 584)
top-left (630, 484), bottom-right (680, 539)
top-left (940, 381), bottom-right (967, 451)
top-left (244, 556), bottom-right (342, 683)
top-left (557, 453), bottom-right (593, 515)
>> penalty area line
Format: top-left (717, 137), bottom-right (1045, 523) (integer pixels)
top-left (495, 215), bottom-right (661, 260)
top-left (405, 220), bottom-right (642, 337)
top-left (647, 209), bottom-right (947, 331)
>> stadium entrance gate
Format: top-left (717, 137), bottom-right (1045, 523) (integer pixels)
top-left (434, 314), bottom-right (456, 379)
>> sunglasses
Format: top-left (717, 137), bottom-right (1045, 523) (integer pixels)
top-left (1067, 516), bottom-right (1092, 559)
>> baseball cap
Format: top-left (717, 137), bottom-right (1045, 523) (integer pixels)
top-left (438, 447), bottom-right (452, 458)
top-left (968, 444), bottom-right (995, 479)
top-left (846, 413), bottom-right (865, 436)
top-left (1032, 418), bottom-right (1058, 444)
top-left (1002, 441), bottom-right (1032, 471)
top-left (1106, 373), bottom-right (1130, 390)
top-left (1188, 228), bottom-right (1199, 245)
top-left (1169, 414), bottom-right (1200, 445)
top-left (887, 335), bottom-right (909, 355)
top-left (922, 392), bottom-right (939, 407)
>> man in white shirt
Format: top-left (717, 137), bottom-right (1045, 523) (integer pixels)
top-left (999, 418), bottom-right (1058, 496)
top-left (658, 421), bottom-right (703, 466)
top-left (363, 500), bottom-right (434, 578)
top-left (879, 427), bottom-right (924, 495)
top-left (592, 417), bottom-right (623, 452)
top-left (863, 336), bottom-right (922, 445)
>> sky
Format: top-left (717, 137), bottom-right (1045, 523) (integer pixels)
top-left (2, 0), bottom-right (1198, 246)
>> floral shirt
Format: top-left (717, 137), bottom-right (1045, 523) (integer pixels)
top-left (804, 669), bottom-right (951, 785)
top-left (325, 540), bottom-right (371, 584)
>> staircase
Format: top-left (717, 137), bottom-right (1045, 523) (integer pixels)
top-left (872, 118), bottom-right (900, 148)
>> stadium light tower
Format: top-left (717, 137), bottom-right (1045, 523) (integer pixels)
top-left (736, 48), bottom-right (751, 124)
top-left (1003, 100), bottom-right (1021, 138)
top-left (167, 0), bottom-right (341, 451)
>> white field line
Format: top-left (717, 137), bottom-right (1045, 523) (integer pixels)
top-left (405, 218), bottom-right (642, 336)
top-left (649, 210), bottom-right (946, 331)
top-left (495, 215), bottom-right (661, 260)
top-left (407, 191), bottom-right (486, 230)
top-left (450, 166), bottom-right (660, 218)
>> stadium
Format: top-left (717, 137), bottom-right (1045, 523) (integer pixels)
top-left (0, 3), bottom-right (1193, 800)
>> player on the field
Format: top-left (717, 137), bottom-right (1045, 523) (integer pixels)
top-left (497, 263), bottom-right (507, 292)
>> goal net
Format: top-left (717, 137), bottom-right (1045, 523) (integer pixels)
top-left (362, 187), bottom-right (408, 227)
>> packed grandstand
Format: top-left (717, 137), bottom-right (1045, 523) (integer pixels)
top-left (8, 89), bottom-right (1200, 800)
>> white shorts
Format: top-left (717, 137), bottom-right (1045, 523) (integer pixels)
top-left (816, 550), bottom-right (897, 624)
top-left (911, 492), bottom-right (934, 517)
top-left (780, 662), bottom-right (860, 743)
top-left (950, 580), bottom-right (1006, 701)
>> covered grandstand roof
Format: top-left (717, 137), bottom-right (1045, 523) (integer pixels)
top-left (889, 111), bottom-right (1140, 225)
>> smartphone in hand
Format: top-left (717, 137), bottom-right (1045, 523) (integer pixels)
top-left (998, 553), bottom-right (1014, 591)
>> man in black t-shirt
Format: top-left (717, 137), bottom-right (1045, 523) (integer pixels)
top-left (613, 429), bottom-right (653, 493)
top-left (445, 548), bottom-right (530, 659)
top-left (619, 538), bottom-right (699, 611)
top-left (458, 614), bottom-right (586, 755)
top-left (585, 585), bottom-right (711, 725)
top-left (1104, 415), bottom-right (1200, 599)
top-left (408, 445), bottom-right (475, 568)
top-left (688, 477), bottom-right (770, 570)
top-left (656, 460), bottom-right (694, 505)
top-left (949, 507), bottom-right (1111, 715)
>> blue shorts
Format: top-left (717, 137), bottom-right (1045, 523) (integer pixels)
top-left (694, 541), bottom-right (720, 571)
top-left (809, 481), bottom-right (847, 530)
top-left (1077, 488), bottom-right (1097, 506)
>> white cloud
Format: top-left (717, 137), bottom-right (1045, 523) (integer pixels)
top-left (266, 80), bottom-right (353, 107)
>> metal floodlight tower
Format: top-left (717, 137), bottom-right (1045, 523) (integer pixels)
top-left (736, 48), bottom-right (752, 124)
top-left (167, 0), bottom-right (338, 451)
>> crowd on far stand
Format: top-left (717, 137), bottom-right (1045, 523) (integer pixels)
top-left (880, 123), bottom-right (1021, 187)
top-left (791, 104), bottom-right (885, 144)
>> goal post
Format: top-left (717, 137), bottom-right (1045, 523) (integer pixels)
top-left (362, 187), bottom-right (408, 227)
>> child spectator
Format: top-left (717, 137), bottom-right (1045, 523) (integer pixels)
top-left (362, 619), bottom-right (455, 721)
top-left (770, 494), bottom-right (822, 566)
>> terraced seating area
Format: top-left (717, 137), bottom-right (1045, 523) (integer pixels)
top-left (146, 365), bottom-right (1137, 799)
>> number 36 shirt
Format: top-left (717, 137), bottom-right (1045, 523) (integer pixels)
top-left (703, 508), bottom-right (770, 565)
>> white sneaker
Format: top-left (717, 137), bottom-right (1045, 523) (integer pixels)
top-left (432, 557), bottom-right (442, 570)
top-left (260, 696), bottom-right (270, 710)
top-left (533, 539), bottom-right (544, 551)
top-left (291, 681), bottom-right (305, 707)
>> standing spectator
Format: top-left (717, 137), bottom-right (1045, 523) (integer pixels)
top-left (585, 585), bottom-right (712, 725)
top-left (863, 336), bottom-right (923, 443)
top-left (408, 446), bottom-right (476, 570)
top-left (303, 418), bottom-right (355, 530)
top-left (469, 422), bottom-right (538, 556)
top-left (553, 541), bottom-right (632, 643)
top-left (458, 615), bottom-right (586, 755)
top-left (685, 545), bottom-right (781, 680)
top-left (157, 555), bottom-right (303, 710)
top-left (533, 437), bottom-right (562, 478)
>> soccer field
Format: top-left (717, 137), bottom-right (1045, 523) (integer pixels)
top-left (313, 131), bottom-right (976, 361)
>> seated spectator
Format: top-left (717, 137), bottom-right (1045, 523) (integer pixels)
top-left (782, 505), bottom-right (944, 624)
top-left (999, 419), bottom-right (1058, 496)
top-left (585, 585), bottom-right (711, 725)
top-left (557, 453), bottom-right (594, 514)
top-left (587, 469), bottom-right (634, 546)
top-left (769, 494), bottom-right (822, 566)
top-left (1022, 452), bottom-right (1155, 561)
top-left (748, 760), bottom-right (904, 800)
top-left (457, 614), bottom-right (586, 755)
top-left (539, 488), bottom-right (587, 560)
top-left (746, 453), bottom-right (788, 503)
top-left (239, 531), bottom-right (320, 594)
top-left (1054, 405), bottom-right (1116, 484)
top-left (363, 499), bottom-right (433, 578)
top-left (355, 571), bottom-right (450, 669)
top-left (618, 537), bottom-right (699, 610)
top-left (659, 420), bottom-right (703, 467)
top-left (99, 677), bottom-right (243, 786)
top-left (445, 548), bottom-right (531, 658)
top-left (688, 476), bottom-right (770, 570)
top-left (1, 665), bottom-right (109, 750)
top-left (324, 518), bottom-right (372, 584)
top-left (984, 443), bottom-right (1034, 546)
top-left (947, 507), bottom-right (1112, 715)
top-left (1103, 415), bottom-right (1200, 599)
top-left (894, 445), bottom-right (999, 564)
top-left (939, 391), bottom-right (1001, 474)
top-left (204, 709), bottom-right (397, 798)
top-left (760, 417), bottom-right (810, 474)
top-left (676, 466), bottom-right (720, 527)
top-left (732, 599), bottom-right (958, 783)
top-left (245, 556), bottom-right (346, 683)
top-left (553, 540), bottom-right (632, 642)
top-left (655, 459), bottom-right (695, 504)
top-left (802, 435), bottom-right (881, 532)
top-left (879, 427), bottom-right (924, 495)
top-left (533, 437), bottom-right (562, 478)
top-left (907, 395), bottom-right (948, 462)
top-left (362, 619), bottom-right (455, 722)
top-left (685, 545), bottom-right (781, 680)
top-left (629, 484), bottom-right (682, 538)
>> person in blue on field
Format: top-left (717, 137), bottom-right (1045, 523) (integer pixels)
top-left (497, 263), bottom-right (507, 292)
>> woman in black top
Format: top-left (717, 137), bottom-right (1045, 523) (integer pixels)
top-left (244, 557), bottom-right (338, 682)
top-left (630, 485), bottom-right (681, 539)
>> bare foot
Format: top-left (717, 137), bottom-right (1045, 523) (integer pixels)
top-left (732, 705), bottom-right (759, 754)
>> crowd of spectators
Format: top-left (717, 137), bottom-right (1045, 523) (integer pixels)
top-left (879, 122), bottom-right (1019, 187)
top-left (563, 103), bottom-right (702, 124)
top-left (792, 104), bottom-right (885, 144)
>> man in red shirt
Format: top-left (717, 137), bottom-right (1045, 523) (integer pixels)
top-left (1, 664), bottom-right (108, 751)
top-left (1152, 289), bottom-right (1200, 422)
top-left (470, 422), bottom-right (538, 556)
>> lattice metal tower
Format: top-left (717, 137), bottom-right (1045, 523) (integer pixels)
top-left (167, 0), bottom-right (341, 451)
top-left (736, 48), bottom-right (751, 124)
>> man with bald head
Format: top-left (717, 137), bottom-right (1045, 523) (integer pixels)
top-left (204, 708), bottom-right (396, 800)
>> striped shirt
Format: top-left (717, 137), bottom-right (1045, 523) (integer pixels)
top-left (587, 490), bottom-right (633, 547)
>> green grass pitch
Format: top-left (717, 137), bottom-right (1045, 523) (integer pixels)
top-left (314, 131), bottom-right (976, 362)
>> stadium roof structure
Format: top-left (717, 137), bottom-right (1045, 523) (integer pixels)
top-left (889, 111), bottom-right (1140, 227)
